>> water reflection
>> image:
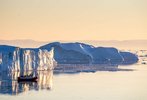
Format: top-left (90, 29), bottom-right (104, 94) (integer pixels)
top-left (0, 64), bottom-right (133, 95)
top-left (54, 64), bottom-right (133, 74)
top-left (0, 70), bottom-right (53, 95)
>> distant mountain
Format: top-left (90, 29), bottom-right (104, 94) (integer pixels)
top-left (0, 39), bottom-right (147, 50)
top-left (0, 39), bottom-right (47, 48)
top-left (82, 40), bottom-right (147, 50)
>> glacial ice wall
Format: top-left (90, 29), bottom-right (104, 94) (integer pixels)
top-left (0, 46), bottom-right (56, 71)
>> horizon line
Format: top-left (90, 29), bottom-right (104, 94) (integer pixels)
top-left (0, 39), bottom-right (147, 42)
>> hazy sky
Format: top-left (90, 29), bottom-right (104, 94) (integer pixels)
top-left (0, 0), bottom-right (147, 41)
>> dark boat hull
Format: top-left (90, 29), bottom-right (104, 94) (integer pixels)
top-left (17, 77), bottom-right (38, 82)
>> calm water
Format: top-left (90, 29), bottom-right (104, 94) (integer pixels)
top-left (0, 64), bottom-right (147, 100)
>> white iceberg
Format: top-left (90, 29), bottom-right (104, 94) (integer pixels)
top-left (0, 45), bottom-right (56, 71)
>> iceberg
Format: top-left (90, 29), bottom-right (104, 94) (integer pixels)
top-left (120, 51), bottom-right (139, 64)
top-left (0, 45), bottom-right (56, 71)
top-left (40, 42), bottom-right (138, 64)
top-left (0, 42), bottom-right (139, 71)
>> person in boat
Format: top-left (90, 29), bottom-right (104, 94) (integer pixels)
top-left (20, 74), bottom-right (33, 77)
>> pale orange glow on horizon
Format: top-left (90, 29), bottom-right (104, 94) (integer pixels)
top-left (0, 0), bottom-right (147, 41)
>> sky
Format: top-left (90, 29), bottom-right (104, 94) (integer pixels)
top-left (0, 0), bottom-right (147, 41)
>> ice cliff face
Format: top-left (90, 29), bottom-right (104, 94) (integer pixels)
top-left (0, 45), bottom-right (56, 71)
top-left (37, 49), bottom-right (55, 70)
top-left (40, 42), bottom-right (138, 64)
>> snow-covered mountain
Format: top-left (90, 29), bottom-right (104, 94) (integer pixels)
top-left (40, 42), bottom-right (138, 64)
top-left (0, 45), bottom-right (56, 71)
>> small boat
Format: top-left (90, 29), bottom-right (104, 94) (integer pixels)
top-left (17, 76), bottom-right (38, 82)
